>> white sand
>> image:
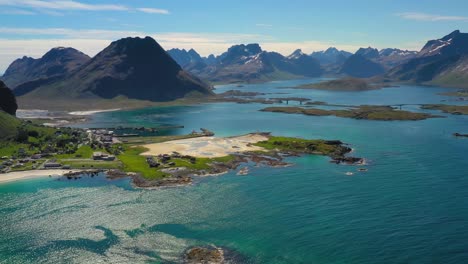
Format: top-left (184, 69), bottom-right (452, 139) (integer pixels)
top-left (69, 109), bottom-right (121, 116)
top-left (0, 170), bottom-right (83, 184)
top-left (141, 134), bottom-right (269, 158)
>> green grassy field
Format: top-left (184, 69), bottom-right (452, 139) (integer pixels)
top-left (118, 146), bottom-right (169, 179)
top-left (254, 136), bottom-right (338, 155)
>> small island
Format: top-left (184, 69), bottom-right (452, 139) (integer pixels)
top-left (260, 105), bottom-right (438, 121)
top-left (294, 78), bottom-right (390, 91)
top-left (421, 104), bottom-right (468, 115)
top-left (440, 89), bottom-right (468, 98)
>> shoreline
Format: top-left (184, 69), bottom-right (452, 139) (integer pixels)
top-left (69, 108), bottom-right (122, 116)
top-left (0, 169), bottom-right (85, 184)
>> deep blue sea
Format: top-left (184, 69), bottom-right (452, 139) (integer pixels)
top-left (1, 79), bottom-right (468, 263)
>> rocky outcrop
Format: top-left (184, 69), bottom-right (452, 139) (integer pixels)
top-left (0, 81), bottom-right (18, 115)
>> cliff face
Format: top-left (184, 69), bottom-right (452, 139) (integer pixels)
top-left (0, 81), bottom-right (18, 115)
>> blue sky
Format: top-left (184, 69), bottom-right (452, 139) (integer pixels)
top-left (1, 0), bottom-right (468, 72)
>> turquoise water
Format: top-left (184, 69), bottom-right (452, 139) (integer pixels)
top-left (1, 79), bottom-right (468, 263)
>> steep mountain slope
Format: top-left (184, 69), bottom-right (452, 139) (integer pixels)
top-left (0, 81), bottom-right (18, 115)
top-left (17, 37), bottom-right (213, 101)
top-left (387, 30), bottom-right (468, 87)
top-left (340, 54), bottom-right (386, 78)
top-left (1, 47), bottom-right (90, 88)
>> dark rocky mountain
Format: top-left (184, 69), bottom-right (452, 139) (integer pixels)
top-left (204, 54), bottom-right (217, 65)
top-left (0, 81), bottom-right (18, 115)
top-left (377, 48), bottom-right (418, 68)
top-left (387, 30), bottom-right (468, 87)
top-left (355, 47), bottom-right (380, 59)
top-left (310, 47), bottom-right (352, 65)
top-left (340, 54), bottom-right (385, 78)
top-left (167, 48), bottom-right (205, 67)
top-left (1, 47), bottom-right (90, 88)
top-left (340, 46), bottom-right (417, 77)
top-left (167, 48), bottom-right (209, 73)
top-left (16, 37), bottom-right (213, 101)
top-left (184, 44), bottom-right (322, 83)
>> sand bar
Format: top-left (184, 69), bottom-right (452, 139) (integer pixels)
top-left (0, 170), bottom-right (84, 184)
top-left (141, 134), bottom-right (269, 158)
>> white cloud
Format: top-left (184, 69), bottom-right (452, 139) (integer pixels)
top-left (0, 0), bottom-right (128, 11)
top-left (0, 8), bottom-right (36, 15)
top-left (136, 8), bottom-right (169, 15)
top-left (0, 0), bottom-right (169, 14)
top-left (256, 23), bottom-right (273, 28)
top-left (396, 12), bottom-right (468, 21)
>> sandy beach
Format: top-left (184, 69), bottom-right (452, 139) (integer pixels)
top-left (0, 170), bottom-right (84, 184)
top-left (141, 134), bottom-right (269, 158)
top-left (69, 109), bottom-right (121, 116)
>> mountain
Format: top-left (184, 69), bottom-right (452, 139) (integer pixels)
top-left (355, 47), bottom-right (380, 59)
top-left (0, 81), bottom-right (18, 115)
top-left (378, 48), bottom-right (418, 68)
top-left (204, 54), bottom-right (217, 65)
top-left (15, 37), bottom-right (213, 101)
top-left (310, 47), bottom-right (352, 65)
top-left (340, 54), bottom-right (386, 78)
top-left (1, 47), bottom-right (90, 88)
top-left (167, 48), bottom-right (205, 67)
top-left (339, 46), bottom-right (417, 77)
top-left (387, 30), bottom-right (468, 87)
top-left (190, 44), bottom-right (322, 83)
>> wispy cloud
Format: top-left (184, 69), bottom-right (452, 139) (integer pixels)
top-left (256, 23), bottom-right (273, 28)
top-left (0, 0), bottom-right (128, 11)
top-left (0, 8), bottom-right (36, 15)
top-left (0, 0), bottom-right (169, 15)
top-left (396, 12), bottom-right (468, 21)
top-left (136, 8), bottom-right (169, 15)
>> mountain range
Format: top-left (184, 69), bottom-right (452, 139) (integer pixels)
top-left (3, 37), bottom-right (213, 102)
top-left (2, 30), bottom-right (468, 106)
top-left (166, 44), bottom-right (322, 83)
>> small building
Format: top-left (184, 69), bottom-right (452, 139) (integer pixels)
top-left (93, 152), bottom-right (116, 161)
top-left (62, 165), bottom-right (71, 170)
top-left (31, 154), bottom-right (42, 160)
top-left (44, 162), bottom-right (62, 168)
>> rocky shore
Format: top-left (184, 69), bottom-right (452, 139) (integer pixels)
top-left (60, 134), bottom-right (363, 189)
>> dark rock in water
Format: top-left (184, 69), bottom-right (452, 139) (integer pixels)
top-left (184, 246), bottom-right (224, 264)
top-left (183, 245), bottom-right (249, 264)
top-left (453, 132), bottom-right (468, 137)
top-left (0, 81), bottom-right (18, 115)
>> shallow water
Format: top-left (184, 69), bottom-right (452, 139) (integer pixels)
top-left (1, 79), bottom-right (468, 263)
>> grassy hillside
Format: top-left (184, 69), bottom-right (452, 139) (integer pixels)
top-left (0, 111), bottom-right (21, 140)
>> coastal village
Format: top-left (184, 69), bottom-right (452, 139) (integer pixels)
top-left (0, 125), bottom-right (216, 176)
